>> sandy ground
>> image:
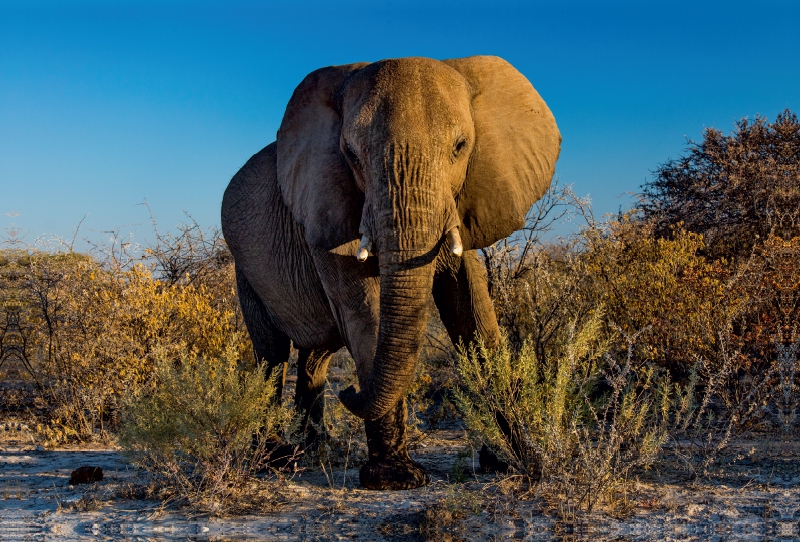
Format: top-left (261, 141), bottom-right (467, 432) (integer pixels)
top-left (1, 423), bottom-right (800, 541)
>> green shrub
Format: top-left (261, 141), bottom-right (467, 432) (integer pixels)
top-left (119, 340), bottom-right (296, 510)
top-left (454, 312), bottom-right (675, 514)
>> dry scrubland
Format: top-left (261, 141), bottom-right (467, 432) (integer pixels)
top-left (1, 111), bottom-right (800, 539)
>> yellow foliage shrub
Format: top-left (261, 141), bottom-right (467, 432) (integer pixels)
top-left (4, 242), bottom-right (250, 443)
top-left (581, 218), bottom-right (739, 376)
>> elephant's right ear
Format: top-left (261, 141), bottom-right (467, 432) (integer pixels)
top-left (277, 63), bottom-right (369, 250)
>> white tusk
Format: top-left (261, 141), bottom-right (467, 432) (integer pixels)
top-left (357, 235), bottom-right (372, 262)
top-left (447, 227), bottom-right (463, 257)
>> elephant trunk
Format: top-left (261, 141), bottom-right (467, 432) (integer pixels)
top-left (339, 262), bottom-right (435, 420)
top-left (340, 145), bottom-right (457, 420)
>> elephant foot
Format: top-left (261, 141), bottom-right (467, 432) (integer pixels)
top-left (359, 457), bottom-right (431, 490)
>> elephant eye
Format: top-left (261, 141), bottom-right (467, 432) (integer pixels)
top-left (344, 142), bottom-right (361, 168)
top-left (453, 137), bottom-right (468, 159)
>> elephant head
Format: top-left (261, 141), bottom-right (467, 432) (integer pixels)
top-left (277, 56), bottom-right (560, 421)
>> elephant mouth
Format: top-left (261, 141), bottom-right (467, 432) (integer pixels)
top-left (356, 227), bottom-right (462, 262)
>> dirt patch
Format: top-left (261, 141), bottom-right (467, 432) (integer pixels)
top-left (1, 425), bottom-right (800, 541)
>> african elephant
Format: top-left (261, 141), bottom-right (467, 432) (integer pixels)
top-left (221, 56), bottom-right (560, 490)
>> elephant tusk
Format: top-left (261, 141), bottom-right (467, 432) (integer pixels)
top-left (357, 235), bottom-right (372, 262)
top-left (447, 227), bottom-right (463, 257)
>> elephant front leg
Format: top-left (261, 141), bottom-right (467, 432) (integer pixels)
top-left (432, 249), bottom-right (501, 348)
top-left (295, 348), bottom-right (333, 451)
top-left (360, 398), bottom-right (430, 490)
top-left (433, 250), bottom-right (520, 473)
top-left (306, 246), bottom-right (429, 489)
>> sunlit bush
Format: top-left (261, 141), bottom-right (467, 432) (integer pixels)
top-left (0, 223), bottom-right (251, 443)
top-left (42, 259), bottom-right (249, 443)
top-left (581, 218), bottom-right (738, 378)
top-left (486, 216), bottom-right (738, 380)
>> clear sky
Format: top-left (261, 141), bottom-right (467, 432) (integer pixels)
top-left (2, 0), bottom-right (798, 248)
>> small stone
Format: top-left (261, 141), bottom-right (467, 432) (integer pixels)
top-left (69, 466), bottom-right (103, 485)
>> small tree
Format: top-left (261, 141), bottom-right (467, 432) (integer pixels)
top-left (640, 109), bottom-right (800, 264)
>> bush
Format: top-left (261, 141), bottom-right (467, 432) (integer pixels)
top-left (641, 109), bottom-right (800, 264)
top-left (0, 222), bottom-right (251, 444)
top-left (119, 341), bottom-right (296, 511)
top-left (454, 311), bottom-right (676, 514)
top-left (581, 218), bottom-right (737, 379)
top-left (35, 258), bottom-right (249, 443)
top-left (639, 110), bottom-right (800, 437)
top-left (485, 214), bottom-right (737, 382)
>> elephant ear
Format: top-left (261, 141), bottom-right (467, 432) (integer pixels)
top-left (444, 56), bottom-right (561, 249)
top-left (277, 63), bottom-right (369, 250)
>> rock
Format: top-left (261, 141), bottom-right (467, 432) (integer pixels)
top-left (69, 466), bottom-right (103, 485)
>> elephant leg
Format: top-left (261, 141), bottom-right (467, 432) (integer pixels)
top-left (308, 246), bottom-right (429, 489)
top-left (433, 251), bottom-right (521, 474)
top-left (433, 249), bottom-right (501, 348)
top-left (236, 265), bottom-right (291, 396)
top-left (295, 348), bottom-right (333, 450)
top-left (360, 397), bottom-right (430, 490)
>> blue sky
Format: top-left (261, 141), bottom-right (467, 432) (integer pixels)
top-left (2, 0), bottom-right (798, 248)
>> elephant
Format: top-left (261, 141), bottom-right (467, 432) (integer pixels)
top-left (221, 55), bottom-right (560, 490)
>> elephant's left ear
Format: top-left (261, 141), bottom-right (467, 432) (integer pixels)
top-left (277, 63), bottom-right (369, 250)
top-left (444, 56), bottom-right (561, 249)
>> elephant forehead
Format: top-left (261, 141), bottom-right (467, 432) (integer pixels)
top-left (344, 59), bottom-right (472, 140)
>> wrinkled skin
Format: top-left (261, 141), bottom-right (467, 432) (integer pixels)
top-left (221, 56), bottom-right (560, 490)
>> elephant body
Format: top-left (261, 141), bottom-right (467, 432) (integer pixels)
top-left (221, 56), bottom-right (560, 490)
